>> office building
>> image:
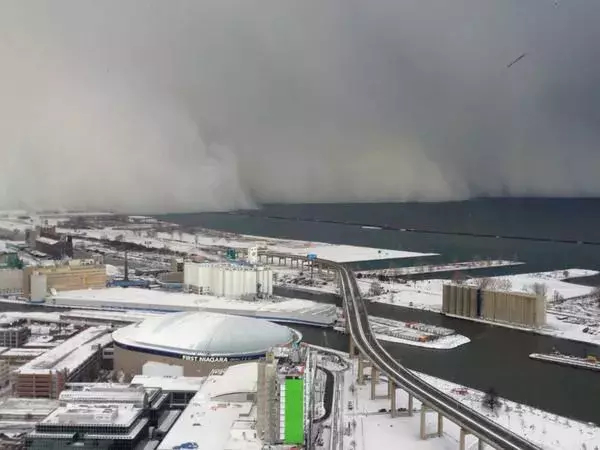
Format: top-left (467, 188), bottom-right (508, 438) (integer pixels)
top-left (14, 326), bottom-right (112, 398)
top-left (256, 344), bottom-right (316, 446)
top-left (0, 317), bottom-right (30, 347)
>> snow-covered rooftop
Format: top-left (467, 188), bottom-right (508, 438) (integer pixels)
top-left (112, 312), bottom-right (299, 357)
top-left (131, 375), bottom-right (206, 392)
top-left (36, 236), bottom-right (59, 246)
top-left (157, 399), bottom-right (258, 450)
top-left (2, 348), bottom-right (46, 357)
top-left (157, 363), bottom-right (260, 450)
top-left (0, 397), bottom-right (59, 418)
top-left (58, 387), bottom-right (147, 407)
top-left (51, 287), bottom-right (337, 326)
top-left (200, 363), bottom-right (258, 400)
top-left (41, 403), bottom-right (142, 427)
top-left (16, 326), bottom-right (111, 375)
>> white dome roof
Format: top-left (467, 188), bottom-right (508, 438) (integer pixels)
top-left (112, 311), bottom-right (300, 357)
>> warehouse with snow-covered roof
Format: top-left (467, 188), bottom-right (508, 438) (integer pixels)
top-left (112, 311), bottom-right (301, 377)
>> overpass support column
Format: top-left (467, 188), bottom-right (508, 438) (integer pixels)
top-left (389, 380), bottom-right (397, 417)
top-left (370, 366), bottom-right (379, 400)
top-left (357, 354), bottom-right (370, 385)
top-left (459, 429), bottom-right (484, 450)
top-left (420, 406), bottom-right (443, 440)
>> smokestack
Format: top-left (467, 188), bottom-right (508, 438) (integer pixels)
top-left (124, 251), bottom-right (129, 282)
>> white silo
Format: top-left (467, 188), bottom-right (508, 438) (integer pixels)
top-left (245, 269), bottom-right (255, 297)
top-left (260, 267), bottom-right (273, 296)
top-left (183, 262), bottom-right (194, 291)
top-left (30, 272), bottom-right (48, 302)
top-left (225, 267), bottom-right (235, 297)
top-left (214, 267), bottom-right (225, 296)
top-left (198, 264), bottom-right (211, 293)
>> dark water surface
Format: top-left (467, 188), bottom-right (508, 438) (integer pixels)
top-left (156, 199), bottom-right (600, 423)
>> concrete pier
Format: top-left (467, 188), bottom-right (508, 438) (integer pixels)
top-left (420, 405), bottom-right (443, 439)
top-left (459, 428), bottom-right (485, 450)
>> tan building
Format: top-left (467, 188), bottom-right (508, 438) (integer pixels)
top-left (22, 260), bottom-right (107, 299)
top-left (14, 326), bottom-right (111, 398)
top-left (442, 283), bottom-right (546, 327)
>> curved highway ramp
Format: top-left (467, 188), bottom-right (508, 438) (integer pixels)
top-left (334, 262), bottom-right (540, 450)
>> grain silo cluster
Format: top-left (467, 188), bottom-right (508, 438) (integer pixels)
top-left (442, 284), bottom-right (546, 328)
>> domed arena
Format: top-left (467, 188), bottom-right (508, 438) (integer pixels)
top-left (112, 311), bottom-right (302, 377)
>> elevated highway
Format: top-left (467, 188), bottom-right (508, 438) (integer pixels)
top-left (326, 260), bottom-right (540, 450)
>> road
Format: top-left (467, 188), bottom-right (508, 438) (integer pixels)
top-left (331, 260), bottom-right (541, 450)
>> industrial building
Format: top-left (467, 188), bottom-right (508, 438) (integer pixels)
top-left (14, 326), bottom-right (112, 398)
top-left (256, 344), bottom-right (315, 446)
top-left (112, 311), bottom-right (301, 378)
top-left (0, 317), bottom-right (30, 347)
top-left (23, 259), bottom-right (107, 301)
top-left (26, 225), bottom-right (74, 259)
top-left (442, 283), bottom-right (546, 327)
top-left (184, 261), bottom-right (273, 298)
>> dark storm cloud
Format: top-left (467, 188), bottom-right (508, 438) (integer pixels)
top-left (1, 0), bottom-right (599, 212)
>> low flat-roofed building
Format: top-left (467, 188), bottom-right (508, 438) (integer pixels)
top-left (60, 382), bottom-right (168, 428)
top-left (0, 348), bottom-right (46, 366)
top-left (0, 397), bottom-right (60, 438)
top-left (14, 326), bottom-right (112, 398)
top-left (157, 362), bottom-right (261, 450)
top-left (0, 396), bottom-right (59, 422)
top-left (131, 375), bottom-right (206, 409)
top-left (26, 402), bottom-right (149, 450)
top-left (157, 400), bottom-right (259, 450)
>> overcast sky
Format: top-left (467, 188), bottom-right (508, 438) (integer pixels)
top-left (1, 0), bottom-right (599, 213)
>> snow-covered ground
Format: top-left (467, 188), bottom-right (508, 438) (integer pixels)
top-left (339, 353), bottom-right (600, 450)
top-left (0, 212), bottom-right (436, 263)
top-left (356, 259), bottom-right (524, 277)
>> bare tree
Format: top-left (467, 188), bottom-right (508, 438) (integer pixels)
top-left (474, 277), bottom-right (497, 290)
top-left (562, 270), bottom-right (570, 279)
top-left (482, 387), bottom-right (501, 412)
top-left (591, 286), bottom-right (600, 307)
top-left (495, 278), bottom-right (512, 292)
top-left (530, 282), bottom-right (548, 299)
top-left (369, 281), bottom-right (384, 297)
top-left (452, 271), bottom-right (466, 285)
top-left (552, 291), bottom-right (564, 304)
